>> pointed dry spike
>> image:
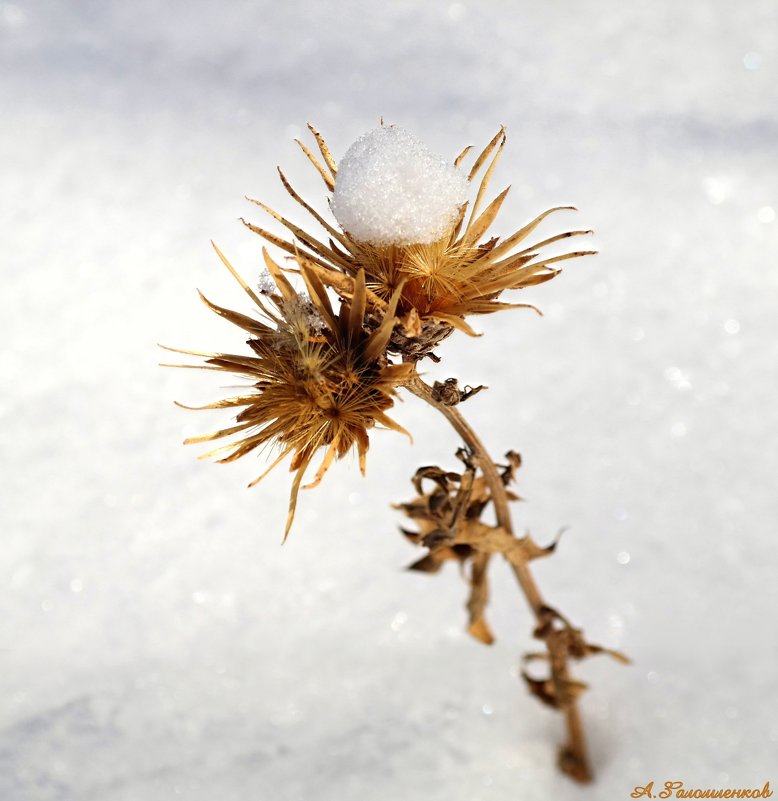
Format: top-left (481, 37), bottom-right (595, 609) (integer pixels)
top-left (241, 218), bottom-right (335, 271)
top-left (158, 362), bottom-right (235, 373)
top-left (247, 200), bottom-right (351, 270)
top-left (262, 248), bottom-right (296, 302)
top-left (283, 464), bottom-right (308, 543)
top-left (495, 301), bottom-right (543, 316)
top-left (215, 435), bottom-right (274, 463)
top-left (373, 411), bottom-right (413, 442)
top-left (520, 250), bottom-right (597, 270)
top-left (447, 298), bottom-right (544, 316)
top-left (465, 133), bottom-right (506, 232)
top-left (294, 138), bottom-right (335, 190)
top-left (472, 253), bottom-right (544, 283)
top-left (513, 229), bottom-right (593, 257)
top-left (380, 362), bottom-right (417, 382)
top-left (328, 236), bottom-right (355, 261)
top-left (174, 396), bottom-right (255, 411)
top-left (195, 441), bottom-right (251, 462)
top-left (273, 169), bottom-right (348, 246)
top-left (241, 218), bottom-right (292, 250)
top-left (487, 206), bottom-right (577, 261)
top-left (517, 271), bottom-right (561, 287)
top-left (429, 312), bottom-right (481, 337)
top-left (159, 343), bottom-right (222, 359)
top-left (183, 421), bottom-right (254, 445)
top-left (462, 185), bottom-right (510, 247)
top-left (302, 261), bottom-right (388, 309)
top-left (299, 263), bottom-right (339, 333)
top-left (248, 446), bottom-right (295, 488)
top-left (211, 241), bottom-right (264, 309)
top-left (302, 441), bottom-right (338, 489)
top-left (197, 291), bottom-right (273, 335)
top-left (348, 269), bottom-right (367, 342)
top-left (602, 648), bottom-right (632, 665)
top-left (363, 282), bottom-right (404, 363)
top-left (241, 219), bottom-right (297, 255)
top-left (448, 202), bottom-right (469, 245)
top-left (454, 144), bottom-right (473, 169)
top-left (161, 346), bottom-right (265, 373)
top-left (306, 123), bottom-right (337, 178)
top-left (467, 126), bottom-right (505, 182)
top-left (338, 296), bottom-right (350, 332)
top-left (352, 428), bottom-right (369, 476)
top-left (160, 362), bottom-right (232, 372)
top-left (206, 354), bottom-right (266, 373)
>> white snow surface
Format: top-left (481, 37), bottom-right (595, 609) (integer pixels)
top-left (331, 125), bottom-right (468, 245)
top-left (2, 1), bottom-right (778, 800)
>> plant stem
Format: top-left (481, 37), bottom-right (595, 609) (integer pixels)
top-left (404, 374), bottom-right (592, 783)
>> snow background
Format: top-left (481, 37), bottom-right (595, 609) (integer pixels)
top-left (2, 0), bottom-right (777, 799)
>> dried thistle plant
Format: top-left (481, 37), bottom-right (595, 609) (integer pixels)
top-left (165, 122), bottom-right (626, 783)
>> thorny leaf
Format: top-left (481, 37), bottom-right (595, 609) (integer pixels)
top-left (398, 449), bottom-right (535, 644)
top-left (519, 605), bottom-right (630, 709)
top-left (411, 465), bottom-right (462, 496)
top-left (466, 552), bottom-right (494, 645)
top-left (455, 520), bottom-right (558, 567)
top-left (521, 671), bottom-right (589, 709)
top-left (396, 449), bottom-right (630, 708)
top-left (407, 553), bottom-right (447, 574)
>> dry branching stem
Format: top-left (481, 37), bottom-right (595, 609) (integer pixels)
top-left (404, 371), bottom-right (593, 783)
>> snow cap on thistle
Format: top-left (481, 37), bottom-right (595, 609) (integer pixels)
top-left (331, 125), bottom-right (468, 247)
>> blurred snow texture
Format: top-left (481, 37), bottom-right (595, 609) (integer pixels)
top-left (1, 1), bottom-right (777, 799)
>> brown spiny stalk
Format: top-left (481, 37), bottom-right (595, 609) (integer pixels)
top-left (404, 372), bottom-right (592, 782)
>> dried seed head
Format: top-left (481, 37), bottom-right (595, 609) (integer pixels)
top-left (243, 123), bottom-right (596, 358)
top-left (164, 248), bottom-right (415, 540)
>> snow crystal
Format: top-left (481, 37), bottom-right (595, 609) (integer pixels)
top-left (257, 269), bottom-right (276, 295)
top-left (279, 293), bottom-right (324, 333)
top-left (330, 125), bottom-right (468, 247)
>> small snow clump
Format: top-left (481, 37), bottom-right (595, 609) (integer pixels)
top-left (257, 269), bottom-right (276, 296)
top-left (331, 125), bottom-right (468, 247)
top-left (280, 293), bottom-right (324, 334)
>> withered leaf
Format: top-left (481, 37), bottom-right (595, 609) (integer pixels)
top-left (407, 553), bottom-right (446, 573)
top-left (412, 465), bottom-right (461, 495)
top-left (521, 669), bottom-right (589, 709)
top-left (465, 552), bottom-right (494, 645)
top-left (454, 522), bottom-right (557, 566)
top-left (521, 672), bottom-right (559, 709)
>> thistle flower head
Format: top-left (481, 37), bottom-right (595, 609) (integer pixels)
top-left (242, 123), bottom-right (595, 357)
top-left (164, 246), bottom-right (414, 539)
